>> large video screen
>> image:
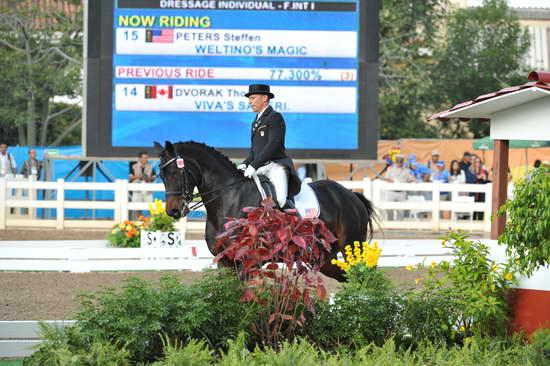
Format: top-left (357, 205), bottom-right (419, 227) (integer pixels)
top-left (85, 0), bottom-right (379, 158)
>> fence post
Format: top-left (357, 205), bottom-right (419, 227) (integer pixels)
top-left (0, 178), bottom-right (6, 229)
top-left (431, 182), bottom-right (440, 231)
top-left (56, 179), bottom-right (65, 229)
top-left (363, 178), bottom-right (373, 201)
top-left (372, 179), bottom-right (382, 220)
top-left (119, 179), bottom-right (129, 222)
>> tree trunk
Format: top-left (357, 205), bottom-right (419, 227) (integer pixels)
top-left (26, 96), bottom-right (36, 147)
top-left (24, 34), bottom-right (36, 147)
top-left (18, 124), bottom-right (27, 146)
top-left (39, 101), bottom-right (50, 146)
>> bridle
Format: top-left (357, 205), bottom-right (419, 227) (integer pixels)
top-left (159, 154), bottom-right (245, 216)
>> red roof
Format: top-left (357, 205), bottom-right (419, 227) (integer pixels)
top-left (428, 71), bottom-right (550, 121)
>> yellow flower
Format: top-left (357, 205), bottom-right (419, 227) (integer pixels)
top-left (491, 265), bottom-right (498, 271)
top-left (118, 223), bottom-right (125, 229)
top-left (111, 228), bottom-right (117, 234)
top-left (415, 278), bottom-right (423, 285)
top-left (505, 273), bottom-right (513, 281)
top-left (459, 326), bottom-right (465, 332)
top-left (431, 261), bottom-right (437, 268)
top-left (125, 224), bottom-right (132, 231)
top-left (406, 265), bottom-right (414, 271)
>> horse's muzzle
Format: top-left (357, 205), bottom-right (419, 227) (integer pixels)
top-left (168, 208), bottom-right (182, 219)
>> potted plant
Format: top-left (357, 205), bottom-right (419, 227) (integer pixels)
top-left (498, 165), bottom-right (550, 335)
top-left (140, 199), bottom-right (182, 248)
top-left (108, 220), bottom-right (143, 248)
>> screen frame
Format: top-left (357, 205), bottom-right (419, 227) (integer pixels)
top-left (84, 0), bottom-right (379, 159)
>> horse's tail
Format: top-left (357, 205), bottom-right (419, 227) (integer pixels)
top-left (353, 192), bottom-right (378, 241)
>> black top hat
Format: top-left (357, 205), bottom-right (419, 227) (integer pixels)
top-left (244, 84), bottom-right (275, 99)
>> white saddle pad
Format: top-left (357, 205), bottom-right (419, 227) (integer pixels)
top-left (294, 182), bottom-right (320, 218)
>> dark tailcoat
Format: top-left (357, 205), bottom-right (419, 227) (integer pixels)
top-left (243, 106), bottom-right (301, 197)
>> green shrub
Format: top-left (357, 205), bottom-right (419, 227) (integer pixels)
top-left (23, 322), bottom-right (130, 366)
top-left (306, 266), bottom-right (400, 349)
top-left (150, 338), bottom-right (214, 366)
top-left (498, 166), bottom-right (550, 276)
top-left (398, 291), bottom-right (459, 346)
top-left (412, 231), bottom-right (515, 337)
top-left (74, 270), bottom-right (256, 363)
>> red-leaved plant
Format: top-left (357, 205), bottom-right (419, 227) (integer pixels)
top-left (214, 198), bottom-right (336, 348)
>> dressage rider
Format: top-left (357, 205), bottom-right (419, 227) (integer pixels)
top-left (238, 84), bottom-right (301, 209)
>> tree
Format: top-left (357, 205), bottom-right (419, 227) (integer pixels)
top-left (379, 0), bottom-right (448, 139)
top-left (428, 0), bottom-right (530, 138)
top-left (379, 0), bottom-right (530, 139)
top-left (0, 0), bottom-right (83, 146)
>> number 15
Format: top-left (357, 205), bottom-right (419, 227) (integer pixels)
top-left (123, 30), bottom-right (138, 41)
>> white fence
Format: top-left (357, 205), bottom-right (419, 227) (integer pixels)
top-left (0, 177), bottom-right (505, 232)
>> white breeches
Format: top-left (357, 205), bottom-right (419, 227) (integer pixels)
top-left (256, 162), bottom-right (288, 208)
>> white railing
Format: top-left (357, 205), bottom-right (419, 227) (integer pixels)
top-left (0, 177), bottom-right (506, 232)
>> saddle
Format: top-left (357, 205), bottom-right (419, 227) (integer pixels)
top-left (254, 176), bottom-right (320, 219)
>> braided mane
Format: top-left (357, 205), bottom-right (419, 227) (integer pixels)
top-left (175, 141), bottom-right (238, 171)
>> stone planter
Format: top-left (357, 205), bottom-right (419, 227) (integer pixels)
top-left (140, 230), bottom-right (182, 248)
top-left (510, 265), bottom-right (550, 335)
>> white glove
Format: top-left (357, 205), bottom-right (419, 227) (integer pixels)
top-left (237, 163), bottom-right (247, 171)
top-left (244, 165), bottom-right (256, 178)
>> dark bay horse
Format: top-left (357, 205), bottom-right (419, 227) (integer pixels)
top-left (155, 140), bottom-right (376, 282)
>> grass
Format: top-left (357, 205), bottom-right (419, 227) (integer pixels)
top-left (0, 361), bottom-right (23, 366)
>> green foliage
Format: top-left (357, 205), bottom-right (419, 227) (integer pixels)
top-left (379, 0), bottom-right (530, 139)
top-left (530, 328), bottom-right (550, 361)
top-left (498, 166), bottom-right (550, 276)
top-left (306, 267), bottom-right (399, 349)
top-left (0, 1), bottom-right (83, 146)
top-left (399, 291), bottom-right (459, 346)
top-left (379, 0), bottom-right (445, 139)
top-left (150, 338), bottom-right (214, 366)
top-left (428, 0), bottom-right (530, 138)
top-left (23, 322), bottom-right (130, 366)
top-left (74, 271), bottom-right (256, 364)
top-left (415, 231), bottom-right (516, 337)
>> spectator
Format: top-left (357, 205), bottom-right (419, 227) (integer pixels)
top-left (471, 157), bottom-right (489, 220)
top-left (534, 159), bottom-right (541, 169)
top-left (426, 150), bottom-right (440, 176)
top-left (409, 161), bottom-right (430, 182)
top-left (471, 157), bottom-right (489, 184)
top-left (431, 160), bottom-right (450, 183)
top-left (383, 154), bottom-right (413, 221)
top-left (459, 152), bottom-right (476, 183)
top-left (0, 143), bottom-right (16, 176)
top-left (20, 149), bottom-right (43, 179)
top-left (448, 159), bottom-right (465, 184)
top-left (130, 152), bottom-right (157, 218)
top-left (383, 155), bottom-right (415, 183)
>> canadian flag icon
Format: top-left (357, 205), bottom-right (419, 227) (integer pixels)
top-left (144, 85), bottom-right (173, 99)
top-left (157, 85), bottom-right (173, 99)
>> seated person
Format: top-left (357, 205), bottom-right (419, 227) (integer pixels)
top-left (431, 160), bottom-right (449, 183)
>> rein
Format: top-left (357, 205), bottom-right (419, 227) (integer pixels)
top-left (160, 155), bottom-right (245, 213)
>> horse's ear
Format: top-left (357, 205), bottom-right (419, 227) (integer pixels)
top-left (153, 141), bottom-right (164, 156)
top-left (165, 141), bottom-right (175, 154)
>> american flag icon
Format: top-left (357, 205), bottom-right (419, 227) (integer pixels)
top-left (304, 208), bottom-right (318, 218)
top-left (145, 29), bottom-right (174, 43)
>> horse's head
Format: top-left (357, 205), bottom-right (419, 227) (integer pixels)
top-left (155, 141), bottom-right (197, 219)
